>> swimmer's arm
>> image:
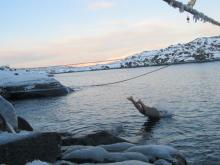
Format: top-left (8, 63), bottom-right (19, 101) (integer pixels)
top-left (127, 97), bottom-right (144, 113)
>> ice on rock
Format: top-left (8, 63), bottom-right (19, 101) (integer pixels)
top-left (62, 146), bottom-right (109, 162)
top-left (126, 145), bottom-right (180, 161)
top-left (26, 160), bottom-right (50, 165)
top-left (100, 142), bottom-right (135, 152)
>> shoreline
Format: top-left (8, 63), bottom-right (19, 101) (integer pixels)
top-left (50, 59), bottom-right (220, 75)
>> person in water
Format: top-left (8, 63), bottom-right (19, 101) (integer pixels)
top-left (127, 96), bottom-right (165, 119)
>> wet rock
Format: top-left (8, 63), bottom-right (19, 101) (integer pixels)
top-left (17, 116), bottom-right (33, 131)
top-left (61, 131), bottom-right (127, 146)
top-left (5, 82), bottom-right (72, 100)
top-left (0, 88), bottom-right (10, 99)
top-left (61, 143), bottom-right (187, 165)
top-left (0, 132), bottom-right (61, 165)
top-left (154, 159), bottom-right (172, 165)
top-left (0, 96), bottom-right (33, 132)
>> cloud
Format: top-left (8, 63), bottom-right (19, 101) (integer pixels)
top-left (88, 1), bottom-right (114, 10)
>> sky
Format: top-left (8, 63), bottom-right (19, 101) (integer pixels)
top-left (0, 0), bottom-right (220, 68)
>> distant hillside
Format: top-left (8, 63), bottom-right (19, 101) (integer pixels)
top-left (33, 36), bottom-right (220, 74)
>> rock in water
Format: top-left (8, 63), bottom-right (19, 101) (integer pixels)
top-left (62, 131), bottom-right (127, 146)
top-left (0, 95), bottom-right (33, 132)
top-left (17, 116), bottom-right (33, 131)
top-left (0, 95), bottom-right (18, 130)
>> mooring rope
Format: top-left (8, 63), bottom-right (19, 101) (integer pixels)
top-left (82, 65), bottom-right (170, 88)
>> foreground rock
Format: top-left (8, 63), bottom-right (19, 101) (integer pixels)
top-left (0, 67), bottom-right (72, 100)
top-left (0, 95), bottom-right (33, 132)
top-left (61, 143), bottom-right (187, 165)
top-left (0, 130), bottom-right (187, 165)
top-left (5, 81), bottom-right (72, 100)
top-left (0, 132), bottom-right (61, 165)
top-left (61, 131), bottom-right (127, 146)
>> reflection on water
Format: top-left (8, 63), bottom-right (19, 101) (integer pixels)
top-left (14, 62), bottom-right (220, 165)
top-left (142, 119), bottom-right (160, 134)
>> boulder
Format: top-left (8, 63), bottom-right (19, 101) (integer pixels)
top-left (61, 131), bottom-right (127, 146)
top-left (5, 82), bottom-right (72, 100)
top-left (0, 88), bottom-right (10, 99)
top-left (0, 132), bottom-right (61, 165)
top-left (0, 95), bottom-right (33, 132)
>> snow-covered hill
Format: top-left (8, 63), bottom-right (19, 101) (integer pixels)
top-left (34, 36), bottom-right (220, 74)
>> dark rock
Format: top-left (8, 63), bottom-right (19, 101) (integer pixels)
top-left (0, 113), bottom-right (7, 132)
top-left (5, 82), bottom-right (72, 100)
top-left (0, 132), bottom-right (61, 165)
top-left (61, 131), bottom-right (127, 146)
top-left (17, 116), bottom-right (33, 131)
top-left (0, 88), bottom-right (10, 100)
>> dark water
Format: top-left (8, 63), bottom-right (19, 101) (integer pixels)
top-left (14, 62), bottom-right (220, 165)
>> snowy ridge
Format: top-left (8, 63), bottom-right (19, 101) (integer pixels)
top-left (103, 36), bottom-right (220, 69)
top-left (29, 36), bottom-right (220, 74)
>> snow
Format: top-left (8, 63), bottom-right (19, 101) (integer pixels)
top-left (62, 144), bottom-right (150, 163)
top-left (26, 160), bottom-right (50, 165)
top-left (81, 160), bottom-right (153, 165)
top-left (62, 143), bottom-right (185, 164)
top-left (29, 160), bottom-right (153, 165)
top-left (100, 142), bottom-right (135, 152)
top-left (0, 67), bottom-right (56, 87)
top-left (154, 159), bottom-right (172, 165)
top-left (0, 95), bottom-right (18, 129)
top-left (0, 132), bottom-right (37, 145)
top-left (32, 36), bottom-right (220, 74)
top-left (107, 152), bottom-right (149, 162)
top-left (126, 145), bottom-right (180, 161)
top-left (62, 146), bottom-right (109, 162)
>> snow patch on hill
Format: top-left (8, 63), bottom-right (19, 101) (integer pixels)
top-left (23, 36), bottom-right (220, 74)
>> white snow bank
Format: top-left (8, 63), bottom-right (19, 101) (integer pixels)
top-left (63, 146), bottom-right (109, 162)
top-left (0, 132), bottom-right (38, 145)
top-left (26, 160), bottom-right (153, 165)
top-left (126, 145), bottom-right (180, 161)
top-left (26, 160), bottom-right (50, 165)
top-left (154, 159), bottom-right (172, 165)
top-left (100, 142), bottom-right (135, 152)
top-left (82, 160), bottom-right (153, 165)
top-left (107, 152), bottom-right (149, 162)
top-left (62, 143), bottom-right (136, 159)
top-left (0, 95), bottom-right (18, 129)
top-left (0, 68), bottom-right (56, 87)
top-left (62, 143), bottom-right (185, 164)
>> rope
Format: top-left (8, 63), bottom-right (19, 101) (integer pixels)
top-left (6, 65), bottom-right (170, 94)
top-left (85, 65), bottom-right (170, 87)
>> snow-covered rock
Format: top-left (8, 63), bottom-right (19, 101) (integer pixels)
top-left (26, 160), bottom-right (50, 165)
top-left (100, 142), bottom-right (135, 152)
top-left (0, 67), bottom-right (54, 87)
top-left (0, 67), bottom-right (71, 99)
top-left (0, 95), bottom-right (18, 130)
top-left (61, 143), bottom-right (187, 165)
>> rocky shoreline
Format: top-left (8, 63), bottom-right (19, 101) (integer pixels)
top-left (0, 94), bottom-right (188, 165)
top-left (0, 66), bottom-right (188, 165)
top-left (0, 130), bottom-right (187, 165)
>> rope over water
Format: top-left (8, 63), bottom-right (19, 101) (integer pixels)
top-left (83, 65), bottom-right (170, 88)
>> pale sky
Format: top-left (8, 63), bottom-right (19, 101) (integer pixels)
top-left (0, 0), bottom-right (220, 68)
